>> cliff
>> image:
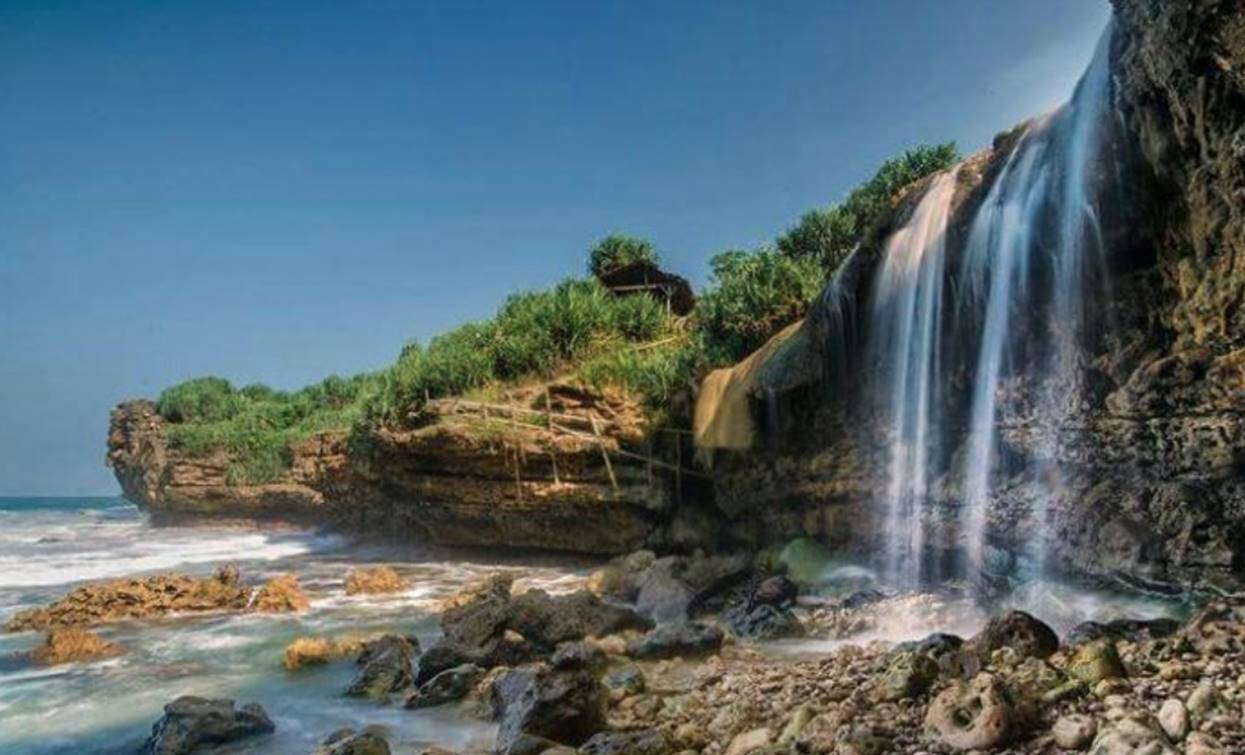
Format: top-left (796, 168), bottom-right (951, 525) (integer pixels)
top-left (107, 387), bottom-right (686, 554)
top-left (701, 0), bottom-right (1245, 591)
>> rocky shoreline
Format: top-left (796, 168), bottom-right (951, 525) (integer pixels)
top-left (7, 550), bottom-right (1243, 754)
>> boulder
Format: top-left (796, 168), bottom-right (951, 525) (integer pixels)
top-left (314, 727), bottom-right (392, 755)
top-left (632, 553), bottom-right (751, 622)
top-left (30, 626), bottom-right (122, 666)
top-left (1088, 717), bottom-right (1177, 755)
top-left (879, 650), bottom-right (938, 701)
top-left (346, 635), bottom-right (417, 700)
top-left (971, 610), bottom-right (1058, 662)
top-left (923, 673), bottom-right (1027, 751)
top-left (405, 663), bottom-right (485, 709)
top-left (140, 696), bottom-right (274, 755)
top-left (724, 603), bottom-right (804, 640)
top-left (1158, 698), bottom-right (1189, 741)
top-left (441, 574), bottom-right (515, 649)
top-left (624, 622), bottom-right (723, 660)
top-left (549, 641), bottom-right (606, 672)
top-left (750, 575), bottom-right (798, 607)
top-left (1053, 713), bottom-right (1098, 750)
top-left (489, 666), bottom-right (539, 720)
top-left (508, 589), bottom-right (649, 651)
top-left (1068, 639), bottom-right (1127, 684)
top-left (251, 574), bottom-right (310, 613)
top-left (345, 566), bottom-right (408, 596)
top-left (495, 668), bottom-right (606, 751)
top-left (578, 728), bottom-right (669, 755)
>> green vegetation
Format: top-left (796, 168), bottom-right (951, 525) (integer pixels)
top-left (157, 143), bottom-right (959, 482)
top-left (777, 143), bottom-right (959, 271)
top-left (160, 373), bottom-right (381, 484)
top-left (693, 249), bottom-right (825, 364)
top-left (588, 234), bottom-right (659, 278)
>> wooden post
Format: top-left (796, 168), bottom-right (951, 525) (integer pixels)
top-left (590, 414), bottom-right (618, 492)
top-left (510, 407), bottom-right (523, 501)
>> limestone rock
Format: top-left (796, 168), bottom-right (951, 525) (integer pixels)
top-left (6, 567), bottom-right (250, 630)
top-left (140, 696), bottom-right (274, 755)
top-left (345, 566), bottom-right (408, 596)
top-left (283, 636), bottom-right (362, 671)
top-left (1054, 713), bottom-right (1098, 750)
top-left (923, 672), bottom-right (1026, 751)
top-left (879, 650), bottom-right (938, 701)
top-left (1157, 698), bottom-right (1189, 741)
top-left (1088, 717), bottom-right (1177, 755)
top-left (1068, 639), bottom-right (1127, 684)
top-left (724, 727), bottom-right (771, 755)
top-left (30, 626), bottom-right (122, 666)
top-left (251, 574), bottom-right (310, 613)
top-left (971, 611), bottom-right (1059, 663)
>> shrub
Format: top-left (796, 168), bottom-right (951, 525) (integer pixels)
top-left (588, 234), bottom-right (659, 278)
top-left (777, 142), bottom-right (959, 273)
top-left (578, 343), bottom-right (696, 410)
top-left (157, 377), bottom-right (243, 423)
top-left (693, 248), bottom-right (824, 364)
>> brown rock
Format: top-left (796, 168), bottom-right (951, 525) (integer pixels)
top-left (924, 673), bottom-right (1027, 751)
top-left (6, 567), bottom-right (251, 631)
top-left (30, 626), bottom-right (123, 665)
top-left (251, 574), bottom-right (310, 613)
top-left (283, 636), bottom-right (362, 671)
top-left (345, 566), bottom-right (408, 596)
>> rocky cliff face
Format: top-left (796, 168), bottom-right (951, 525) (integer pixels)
top-left (107, 393), bottom-right (677, 555)
top-left (706, 0), bottom-right (1245, 591)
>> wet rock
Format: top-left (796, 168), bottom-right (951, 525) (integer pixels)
top-left (923, 672), bottom-right (1026, 751)
top-left (251, 574), bottom-right (311, 613)
top-left (314, 727), bottom-right (392, 755)
top-left (140, 696), bottom-right (274, 755)
top-left (1054, 713), bottom-right (1098, 750)
top-left (6, 567), bottom-right (251, 631)
top-left (406, 663), bottom-right (484, 709)
top-left (578, 728), bottom-right (668, 755)
top-left (971, 610), bottom-right (1058, 662)
top-left (495, 668), bottom-right (607, 751)
top-left (550, 641), bottom-right (606, 672)
top-left (30, 626), bottom-right (122, 666)
top-left (1088, 717), bottom-right (1177, 755)
top-left (1158, 698), bottom-right (1189, 741)
top-left (345, 566), bottom-right (408, 596)
top-left (284, 636), bottom-right (362, 671)
top-left (880, 650), bottom-right (938, 700)
top-left (1068, 638), bottom-right (1127, 684)
top-left (751, 575), bottom-right (798, 606)
top-left (724, 603), bottom-right (804, 640)
top-left (891, 632), bottom-right (963, 660)
top-left (441, 574), bottom-right (515, 649)
top-left (839, 589), bottom-right (887, 610)
top-left (602, 665), bottom-right (645, 698)
top-left (1066, 618), bottom-right (1181, 646)
top-left (490, 666), bottom-right (539, 715)
top-left (624, 622), bottom-right (723, 660)
top-left (346, 635), bottom-right (417, 700)
top-left (508, 589), bottom-right (649, 652)
top-left (632, 553), bottom-right (751, 623)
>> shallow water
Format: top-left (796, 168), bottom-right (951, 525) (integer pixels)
top-left (0, 498), bottom-right (591, 755)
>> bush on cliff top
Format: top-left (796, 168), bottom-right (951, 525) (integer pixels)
top-left (588, 234), bottom-right (660, 279)
top-left (367, 277), bottom-right (676, 424)
top-left (777, 142), bottom-right (960, 272)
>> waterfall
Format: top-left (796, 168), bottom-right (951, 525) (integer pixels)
top-left (867, 24), bottom-right (1118, 588)
top-left (869, 169), bottom-right (959, 587)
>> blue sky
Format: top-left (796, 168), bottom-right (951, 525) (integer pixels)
top-left (0, 1), bottom-right (1111, 496)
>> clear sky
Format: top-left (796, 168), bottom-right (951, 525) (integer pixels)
top-left (0, 0), bottom-right (1111, 496)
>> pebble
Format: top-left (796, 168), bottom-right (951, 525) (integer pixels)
top-left (1158, 698), bottom-right (1189, 740)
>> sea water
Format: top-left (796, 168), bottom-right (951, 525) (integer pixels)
top-left (0, 498), bottom-right (589, 755)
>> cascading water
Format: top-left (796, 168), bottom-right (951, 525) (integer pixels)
top-left (868, 24), bottom-right (1120, 589)
top-left (869, 169), bottom-right (959, 587)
